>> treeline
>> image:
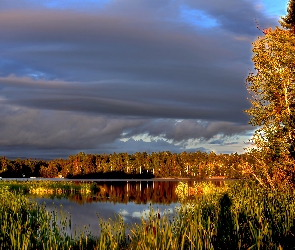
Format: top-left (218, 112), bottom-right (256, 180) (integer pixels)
top-left (0, 151), bottom-right (254, 179)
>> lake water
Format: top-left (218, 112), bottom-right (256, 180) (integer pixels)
top-left (19, 178), bottom-right (225, 236)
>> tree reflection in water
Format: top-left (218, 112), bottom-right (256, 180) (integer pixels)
top-left (68, 181), bottom-right (180, 205)
top-left (33, 180), bottom-right (226, 235)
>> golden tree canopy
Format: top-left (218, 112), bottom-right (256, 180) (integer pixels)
top-left (245, 27), bottom-right (295, 160)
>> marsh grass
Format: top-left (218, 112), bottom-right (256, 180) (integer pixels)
top-left (1, 180), bottom-right (295, 249)
top-left (0, 180), bottom-right (99, 197)
top-left (0, 187), bottom-right (107, 249)
top-left (128, 181), bottom-right (295, 249)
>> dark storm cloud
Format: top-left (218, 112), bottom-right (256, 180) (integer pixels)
top-left (0, 9), bottom-right (248, 87)
top-left (96, 138), bottom-right (193, 155)
top-left (0, 75), bottom-right (249, 122)
top-left (0, 0), bottom-right (282, 158)
top-left (0, 105), bottom-right (216, 159)
top-left (0, 104), bottom-right (151, 156)
top-left (122, 119), bottom-right (249, 142)
top-left (0, 105), bottom-right (142, 148)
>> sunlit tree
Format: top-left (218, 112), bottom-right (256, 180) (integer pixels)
top-left (246, 27), bottom-right (295, 159)
top-left (245, 25), bottom-right (295, 186)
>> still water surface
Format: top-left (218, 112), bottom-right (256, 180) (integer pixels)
top-left (22, 179), bottom-right (222, 235)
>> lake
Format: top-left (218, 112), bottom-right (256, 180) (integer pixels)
top-left (19, 178), bottom-right (225, 235)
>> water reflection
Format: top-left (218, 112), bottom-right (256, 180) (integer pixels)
top-left (31, 180), bottom-right (224, 235)
top-left (67, 181), bottom-right (179, 205)
top-left (35, 197), bottom-right (177, 235)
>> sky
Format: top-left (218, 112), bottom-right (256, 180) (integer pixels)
top-left (0, 0), bottom-right (289, 159)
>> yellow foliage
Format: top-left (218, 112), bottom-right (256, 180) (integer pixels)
top-left (175, 181), bottom-right (228, 202)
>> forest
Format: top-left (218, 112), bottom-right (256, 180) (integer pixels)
top-left (0, 151), bottom-right (251, 179)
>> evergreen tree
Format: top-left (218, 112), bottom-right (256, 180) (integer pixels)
top-left (280, 0), bottom-right (295, 33)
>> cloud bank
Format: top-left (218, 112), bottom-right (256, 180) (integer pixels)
top-left (0, 0), bottom-right (284, 158)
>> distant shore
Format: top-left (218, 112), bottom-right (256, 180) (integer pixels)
top-left (0, 176), bottom-right (234, 182)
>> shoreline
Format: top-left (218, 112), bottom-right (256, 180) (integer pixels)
top-left (0, 176), bottom-right (235, 182)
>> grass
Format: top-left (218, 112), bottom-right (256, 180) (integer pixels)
top-left (127, 181), bottom-right (295, 249)
top-left (0, 187), bottom-right (94, 249)
top-left (1, 180), bottom-right (295, 249)
top-left (0, 180), bottom-right (99, 199)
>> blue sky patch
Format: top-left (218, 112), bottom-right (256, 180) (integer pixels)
top-left (179, 5), bottom-right (219, 29)
top-left (260, 0), bottom-right (288, 17)
top-left (42, 0), bottom-right (109, 10)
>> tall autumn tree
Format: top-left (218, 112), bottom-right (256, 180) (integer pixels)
top-left (245, 24), bottom-right (295, 186)
top-left (246, 27), bottom-right (295, 157)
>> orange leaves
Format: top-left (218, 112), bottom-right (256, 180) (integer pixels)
top-left (262, 27), bottom-right (272, 35)
top-left (245, 26), bottom-right (295, 186)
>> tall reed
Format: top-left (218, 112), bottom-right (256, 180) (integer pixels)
top-left (0, 187), bottom-right (101, 249)
top-left (1, 180), bottom-right (295, 249)
top-left (127, 181), bottom-right (295, 249)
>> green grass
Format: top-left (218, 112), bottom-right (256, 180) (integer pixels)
top-left (0, 187), bottom-right (94, 249)
top-left (1, 180), bottom-right (295, 249)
